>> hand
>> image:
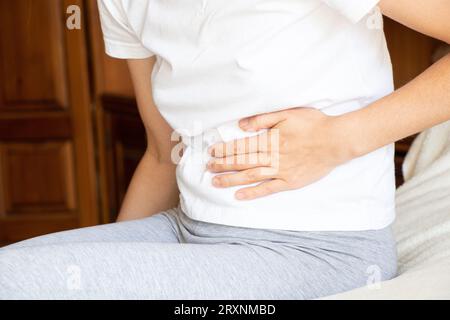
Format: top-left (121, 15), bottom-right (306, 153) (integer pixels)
top-left (207, 107), bottom-right (353, 200)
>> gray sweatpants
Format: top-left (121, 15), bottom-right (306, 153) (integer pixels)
top-left (0, 206), bottom-right (397, 299)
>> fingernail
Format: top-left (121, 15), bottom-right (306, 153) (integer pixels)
top-left (239, 118), bottom-right (249, 129)
top-left (206, 161), bottom-right (213, 170)
top-left (235, 192), bottom-right (246, 200)
top-left (208, 146), bottom-right (214, 155)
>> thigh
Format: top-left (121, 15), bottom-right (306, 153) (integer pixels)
top-left (0, 240), bottom-right (337, 300)
top-left (2, 210), bottom-right (179, 250)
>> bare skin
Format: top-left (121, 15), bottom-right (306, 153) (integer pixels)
top-left (118, 0), bottom-right (450, 221)
top-left (117, 58), bottom-right (179, 221)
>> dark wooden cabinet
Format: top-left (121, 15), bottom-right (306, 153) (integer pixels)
top-left (0, 0), bottom-right (97, 245)
top-left (0, 1), bottom-right (442, 244)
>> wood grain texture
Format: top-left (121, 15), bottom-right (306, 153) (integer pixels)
top-left (0, 141), bottom-right (76, 215)
top-left (0, 0), bottom-right (68, 110)
top-left (0, 0), bottom-right (98, 244)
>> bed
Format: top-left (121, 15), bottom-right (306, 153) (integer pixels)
top-left (326, 121), bottom-right (450, 299)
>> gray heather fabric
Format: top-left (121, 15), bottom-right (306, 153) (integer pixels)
top-left (0, 206), bottom-right (397, 299)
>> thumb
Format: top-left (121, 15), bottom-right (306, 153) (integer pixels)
top-left (239, 110), bottom-right (287, 131)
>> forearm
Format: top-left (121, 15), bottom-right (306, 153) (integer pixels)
top-left (118, 57), bottom-right (180, 222)
top-left (117, 150), bottom-right (179, 222)
top-left (339, 53), bottom-right (450, 159)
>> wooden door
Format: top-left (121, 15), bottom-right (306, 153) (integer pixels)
top-left (0, 0), bottom-right (98, 245)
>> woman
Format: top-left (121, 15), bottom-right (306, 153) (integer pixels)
top-left (1, 0), bottom-right (449, 299)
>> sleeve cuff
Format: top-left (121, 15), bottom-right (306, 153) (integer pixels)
top-left (324, 0), bottom-right (381, 24)
top-left (104, 40), bottom-right (154, 59)
top-left (347, 0), bottom-right (380, 23)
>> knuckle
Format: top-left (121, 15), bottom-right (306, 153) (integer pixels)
top-left (279, 137), bottom-right (289, 150)
top-left (246, 170), bottom-right (259, 181)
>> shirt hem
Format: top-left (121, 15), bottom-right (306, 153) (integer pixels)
top-left (179, 196), bottom-right (396, 232)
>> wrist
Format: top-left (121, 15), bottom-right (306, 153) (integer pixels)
top-left (329, 113), bottom-right (367, 163)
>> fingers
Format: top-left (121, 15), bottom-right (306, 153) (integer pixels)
top-left (207, 153), bottom-right (272, 173)
top-left (235, 179), bottom-right (289, 200)
top-left (209, 130), bottom-right (278, 157)
top-left (212, 167), bottom-right (279, 188)
top-left (239, 110), bottom-right (288, 132)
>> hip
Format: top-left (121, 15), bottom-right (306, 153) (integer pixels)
top-left (162, 206), bottom-right (398, 286)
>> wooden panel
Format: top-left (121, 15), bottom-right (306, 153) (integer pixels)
top-left (87, 0), bottom-right (135, 98)
top-left (101, 97), bottom-right (146, 222)
top-left (0, 0), bottom-right (99, 245)
top-left (0, 0), bottom-right (68, 110)
top-left (86, 1), bottom-right (144, 223)
top-left (0, 141), bottom-right (76, 215)
top-left (62, 0), bottom-right (99, 227)
top-left (0, 113), bottom-right (72, 140)
top-left (0, 216), bottom-right (78, 246)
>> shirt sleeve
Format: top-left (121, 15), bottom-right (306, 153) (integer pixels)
top-left (322, 0), bottom-right (380, 23)
top-left (97, 0), bottom-right (154, 59)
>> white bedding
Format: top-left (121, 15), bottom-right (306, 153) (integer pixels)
top-left (326, 121), bottom-right (450, 299)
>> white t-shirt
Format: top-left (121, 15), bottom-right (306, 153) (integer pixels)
top-left (98, 0), bottom-right (396, 231)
